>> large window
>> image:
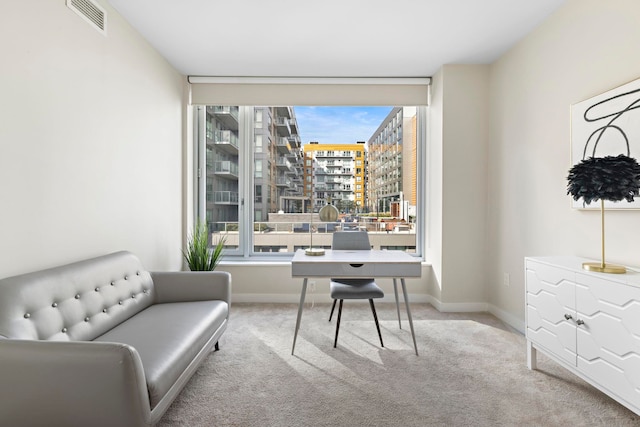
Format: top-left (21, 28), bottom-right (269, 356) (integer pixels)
top-left (195, 105), bottom-right (426, 258)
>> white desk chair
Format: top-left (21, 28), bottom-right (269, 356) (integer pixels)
top-left (329, 231), bottom-right (384, 348)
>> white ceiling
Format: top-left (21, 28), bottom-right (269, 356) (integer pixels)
top-left (107, 0), bottom-right (566, 78)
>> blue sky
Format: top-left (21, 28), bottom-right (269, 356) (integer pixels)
top-left (293, 106), bottom-right (393, 145)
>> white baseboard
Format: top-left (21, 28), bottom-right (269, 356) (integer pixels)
top-left (429, 297), bottom-right (524, 333)
top-left (232, 293), bottom-right (302, 304)
top-left (487, 304), bottom-right (525, 334)
top-left (231, 293), bottom-right (432, 304)
top-left (231, 293), bottom-right (525, 334)
top-left (426, 295), bottom-right (488, 312)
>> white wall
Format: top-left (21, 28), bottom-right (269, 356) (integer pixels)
top-left (427, 65), bottom-right (490, 311)
top-left (487, 0), bottom-right (640, 325)
top-left (10, 0), bottom-right (631, 323)
top-left (0, 1), bottom-right (185, 277)
top-left (0, 1), bottom-right (431, 305)
top-left (441, 65), bottom-right (490, 306)
top-left (238, 0), bottom-right (640, 318)
top-left (426, 69), bottom-right (444, 303)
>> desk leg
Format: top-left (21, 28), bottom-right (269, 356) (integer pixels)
top-left (401, 278), bottom-right (419, 356)
top-left (393, 278), bottom-right (402, 329)
top-left (292, 278), bottom-right (308, 355)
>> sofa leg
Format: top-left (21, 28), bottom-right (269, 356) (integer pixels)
top-left (214, 341), bottom-right (220, 352)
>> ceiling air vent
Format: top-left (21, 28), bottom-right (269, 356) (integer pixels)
top-left (66, 0), bottom-right (107, 35)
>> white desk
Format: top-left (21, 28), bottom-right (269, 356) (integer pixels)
top-left (291, 249), bottom-right (422, 355)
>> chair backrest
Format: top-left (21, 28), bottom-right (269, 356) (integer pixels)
top-left (332, 231), bottom-right (371, 251)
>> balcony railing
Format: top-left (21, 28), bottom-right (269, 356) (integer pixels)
top-left (212, 130), bottom-right (239, 152)
top-left (210, 220), bottom-right (415, 239)
top-left (288, 119), bottom-right (298, 135)
top-left (214, 160), bottom-right (239, 177)
top-left (275, 137), bottom-right (291, 153)
top-left (209, 106), bottom-right (239, 120)
top-left (274, 106), bottom-right (292, 119)
top-left (213, 191), bottom-right (239, 205)
top-left (207, 106), bottom-right (239, 130)
top-left (287, 134), bottom-right (301, 147)
top-left (275, 158), bottom-right (292, 170)
top-left (276, 177), bottom-right (291, 187)
top-left (275, 117), bottom-right (291, 136)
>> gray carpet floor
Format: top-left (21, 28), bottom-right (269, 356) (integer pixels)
top-left (158, 303), bottom-right (640, 426)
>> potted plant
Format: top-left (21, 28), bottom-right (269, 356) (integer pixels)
top-left (183, 220), bottom-right (226, 271)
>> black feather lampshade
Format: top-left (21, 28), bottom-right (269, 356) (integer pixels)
top-left (567, 155), bottom-right (640, 205)
top-left (567, 154), bottom-right (640, 273)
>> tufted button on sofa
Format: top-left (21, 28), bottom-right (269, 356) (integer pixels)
top-left (0, 251), bottom-right (231, 427)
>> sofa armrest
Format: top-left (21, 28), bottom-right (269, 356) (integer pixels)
top-left (150, 271), bottom-right (231, 305)
top-left (0, 339), bottom-right (151, 427)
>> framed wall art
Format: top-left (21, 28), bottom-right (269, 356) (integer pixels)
top-left (570, 77), bottom-right (640, 209)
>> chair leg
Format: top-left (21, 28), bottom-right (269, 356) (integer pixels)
top-left (369, 299), bottom-right (384, 347)
top-left (329, 299), bottom-right (337, 321)
top-left (334, 299), bottom-right (343, 348)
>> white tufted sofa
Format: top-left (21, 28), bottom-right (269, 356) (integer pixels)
top-left (0, 251), bottom-right (231, 426)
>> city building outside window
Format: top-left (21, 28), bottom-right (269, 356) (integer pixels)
top-left (196, 106), bottom-right (423, 257)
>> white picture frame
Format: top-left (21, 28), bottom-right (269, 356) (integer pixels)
top-left (570, 77), bottom-right (640, 209)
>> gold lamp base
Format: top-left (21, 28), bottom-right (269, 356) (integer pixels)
top-left (582, 262), bottom-right (626, 274)
top-left (305, 248), bottom-right (325, 256)
top-left (580, 199), bottom-right (626, 274)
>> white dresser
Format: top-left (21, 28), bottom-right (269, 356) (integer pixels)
top-left (525, 256), bottom-right (640, 415)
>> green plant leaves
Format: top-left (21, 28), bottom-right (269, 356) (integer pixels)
top-left (183, 221), bottom-right (226, 271)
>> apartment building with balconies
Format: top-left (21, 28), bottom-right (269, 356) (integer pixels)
top-left (255, 106), bottom-right (303, 220)
top-left (366, 107), bottom-right (417, 218)
top-left (303, 141), bottom-right (366, 214)
top-left (205, 106), bottom-right (240, 228)
top-left (206, 106), bottom-right (304, 226)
